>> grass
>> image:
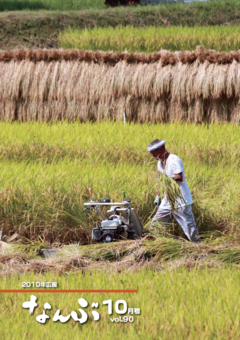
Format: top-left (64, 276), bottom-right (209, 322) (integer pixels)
top-left (0, 0), bottom-right (239, 13)
top-left (1, 0), bottom-right (240, 49)
top-left (1, 267), bottom-right (240, 339)
top-left (0, 0), bottom-right (105, 11)
top-left (0, 121), bottom-right (238, 245)
top-left (59, 25), bottom-right (240, 52)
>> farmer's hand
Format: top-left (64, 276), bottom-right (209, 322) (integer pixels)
top-left (154, 195), bottom-right (161, 207)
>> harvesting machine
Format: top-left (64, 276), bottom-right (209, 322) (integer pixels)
top-left (83, 188), bottom-right (143, 243)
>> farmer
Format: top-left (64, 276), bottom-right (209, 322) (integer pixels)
top-left (147, 139), bottom-right (202, 243)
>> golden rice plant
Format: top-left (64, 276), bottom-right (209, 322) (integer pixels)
top-left (59, 25), bottom-right (240, 53)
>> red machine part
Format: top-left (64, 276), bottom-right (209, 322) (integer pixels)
top-left (105, 0), bottom-right (140, 6)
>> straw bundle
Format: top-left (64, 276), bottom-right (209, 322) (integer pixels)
top-left (1, 48), bottom-right (240, 123)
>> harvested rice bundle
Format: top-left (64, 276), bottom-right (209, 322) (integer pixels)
top-left (1, 48), bottom-right (240, 123)
top-left (156, 173), bottom-right (187, 211)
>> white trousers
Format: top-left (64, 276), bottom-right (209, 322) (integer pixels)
top-left (150, 204), bottom-right (201, 242)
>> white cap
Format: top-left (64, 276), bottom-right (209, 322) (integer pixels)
top-left (147, 140), bottom-right (166, 152)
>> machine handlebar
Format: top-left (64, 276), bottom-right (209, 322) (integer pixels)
top-left (84, 202), bottom-right (131, 207)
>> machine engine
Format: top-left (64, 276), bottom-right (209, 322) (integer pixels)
top-left (92, 217), bottom-right (130, 243)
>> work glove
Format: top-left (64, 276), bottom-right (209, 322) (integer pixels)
top-left (157, 161), bottom-right (164, 174)
top-left (154, 195), bottom-right (161, 207)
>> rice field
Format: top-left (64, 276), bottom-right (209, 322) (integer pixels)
top-left (0, 121), bottom-right (239, 339)
top-left (1, 267), bottom-right (240, 339)
top-left (2, 1), bottom-right (240, 337)
top-left (0, 121), bottom-right (239, 246)
top-left (59, 25), bottom-right (240, 53)
top-left (2, 0), bottom-right (240, 52)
